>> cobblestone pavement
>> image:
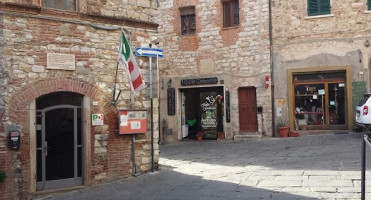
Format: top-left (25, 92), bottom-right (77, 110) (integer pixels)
top-left (39, 133), bottom-right (371, 200)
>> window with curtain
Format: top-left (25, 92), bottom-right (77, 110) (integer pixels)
top-left (307, 0), bottom-right (330, 16)
top-left (42, 0), bottom-right (77, 12)
top-left (223, 0), bottom-right (239, 28)
top-left (180, 7), bottom-right (196, 35)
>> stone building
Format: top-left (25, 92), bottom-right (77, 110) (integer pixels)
top-left (0, 0), bottom-right (159, 199)
top-left (272, 0), bottom-right (371, 132)
top-left (156, 0), bottom-right (272, 142)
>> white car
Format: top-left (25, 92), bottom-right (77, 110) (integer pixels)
top-left (356, 94), bottom-right (371, 129)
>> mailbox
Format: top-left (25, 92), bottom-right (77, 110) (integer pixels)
top-left (9, 130), bottom-right (20, 150)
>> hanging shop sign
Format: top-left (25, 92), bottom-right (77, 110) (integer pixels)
top-left (180, 77), bottom-right (218, 86)
top-left (167, 88), bottom-right (176, 115)
top-left (225, 90), bottom-right (230, 123)
top-left (118, 109), bottom-right (148, 134)
top-left (92, 114), bottom-right (104, 126)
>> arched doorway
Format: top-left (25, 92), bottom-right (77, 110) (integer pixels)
top-left (35, 92), bottom-right (83, 190)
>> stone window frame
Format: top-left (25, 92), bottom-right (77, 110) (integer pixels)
top-left (307, 0), bottom-right (331, 17)
top-left (222, 0), bottom-right (239, 28)
top-left (41, 0), bottom-right (78, 12)
top-left (180, 6), bottom-right (196, 35)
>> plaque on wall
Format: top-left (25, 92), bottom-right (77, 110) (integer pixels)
top-left (167, 88), bottom-right (175, 115)
top-left (47, 53), bottom-right (75, 70)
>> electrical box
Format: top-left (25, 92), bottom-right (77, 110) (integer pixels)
top-left (9, 130), bottom-right (20, 150)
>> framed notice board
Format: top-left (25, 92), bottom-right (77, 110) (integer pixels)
top-left (118, 109), bottom-right (148, 134)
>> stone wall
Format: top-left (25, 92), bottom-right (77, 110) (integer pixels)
top-left (156, 0), bottom-right (273, 139)
top-left (0, 0), bottom-right (158, 22)
top-left (0, 1), bottom-right (159, 199)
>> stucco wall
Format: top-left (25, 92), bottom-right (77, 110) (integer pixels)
top-left (272, 0), bottom-right (371, 129)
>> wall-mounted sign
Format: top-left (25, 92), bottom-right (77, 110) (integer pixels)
top-left (92, 114), bottom-right (104, 126)
top-left (47, 53), bottom-right (75, 70)
top-left (167, 88), bottom-right (175, 115)
top-left (181, 77), bottom-right (218, 86)
top-left (225, 90), bottom-right (230, 123)
top-left (118, 109), bottom-right (148, 134)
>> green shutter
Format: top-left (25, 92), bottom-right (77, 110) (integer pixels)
top-left (308, 0), bottom-right (330, 16)
top-left (308, 0), bottom-right (319, 16)
top-left (368, 0), bottom-right (371, 10)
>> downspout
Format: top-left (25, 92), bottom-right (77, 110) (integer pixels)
top-left (269, 0), bottom-right (275, 136)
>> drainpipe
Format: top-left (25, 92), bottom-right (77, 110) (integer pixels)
top-left (269, 0), bottom-right (275, 136)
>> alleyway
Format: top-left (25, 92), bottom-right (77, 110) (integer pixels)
top-left (38, 133), bottom-right (371, 200)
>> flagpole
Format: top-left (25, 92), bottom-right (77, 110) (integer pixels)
top-left (111, 62), bottom-right (119, 104)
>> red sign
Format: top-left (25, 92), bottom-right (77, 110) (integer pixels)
top-left (118, 109), bottom-right (148, 134)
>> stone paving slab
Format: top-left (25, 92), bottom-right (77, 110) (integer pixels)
top-left (36, 133), bottom-right (371, 200)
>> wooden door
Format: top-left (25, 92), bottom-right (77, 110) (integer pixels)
top-left (238, 87), bottom-right (258, 131)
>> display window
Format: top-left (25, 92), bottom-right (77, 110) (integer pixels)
top-left (293, 71), bottom-right (346, 130)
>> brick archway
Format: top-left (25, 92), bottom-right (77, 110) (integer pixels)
top-left (8, 78), bottom-right (108, 121)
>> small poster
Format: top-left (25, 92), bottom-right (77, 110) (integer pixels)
top-left (318, 89), bottom-right (325, 95)
top-left (92, 114), bottom-right (104, 126)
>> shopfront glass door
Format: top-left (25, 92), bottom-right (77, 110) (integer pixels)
top-left (328, 83), bottom-right (346, 125)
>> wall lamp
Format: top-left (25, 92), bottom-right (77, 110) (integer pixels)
top-left (167, 79), bottom-right (172, 88)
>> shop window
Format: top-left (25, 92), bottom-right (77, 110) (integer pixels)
top-left (223, 0), bottom-right (239, 28)
top-left (180, 7), bottom-right (196, 35)
top-left (307, 0), bottom-right (330, 16)
top-left (294, 80), bottom-right (346, 129)
top-left (42, 0), bottom-right (77, 12)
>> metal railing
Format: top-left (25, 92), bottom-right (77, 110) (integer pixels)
top-left (362, 133), bottom-right (371, 200)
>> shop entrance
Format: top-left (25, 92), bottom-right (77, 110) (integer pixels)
top-left (180, 87), bottom-right (224, 140)
top-left (36, 92), bottom-right (83, 190)
top-left (293, 71), bottom-right (347, 130)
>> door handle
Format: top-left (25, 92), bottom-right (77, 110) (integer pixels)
top-left (43, 142), bottom-right (50, 156)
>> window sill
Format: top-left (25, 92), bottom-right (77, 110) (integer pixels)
top-left (222, 25), bottom-right (240, 30)
top-left (364, 10), bottom-right (371, 14)
top-left (305, 14), bottom-right (334, 20)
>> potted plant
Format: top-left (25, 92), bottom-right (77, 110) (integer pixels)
top-left (0, 171), bottom-right (7, 183)
top-left (277, 121), bottom-right (289, 137)
top-left (289, 132), bottom-right (299, 137)
top-left (196, 131), bottom-right (204, 141)
top-left (218, 132), bottom-right (225, 139)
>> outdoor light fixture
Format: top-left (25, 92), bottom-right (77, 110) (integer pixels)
top-left (365, 40), bottom-right (370, 47)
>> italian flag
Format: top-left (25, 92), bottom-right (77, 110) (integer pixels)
top-left (118, 31), bottom-right (146, 94)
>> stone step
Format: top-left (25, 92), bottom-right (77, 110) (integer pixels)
top-left (234, 134), bottom-right (262, 141)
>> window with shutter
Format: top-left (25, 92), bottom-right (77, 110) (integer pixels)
top-left (307, 0), bottom-right (330, 16)
top-left (368, 0), bottom-right (371, 10)
top-left (223, 0), bottom-right (239, 28)
top-left (180, 7), bottom-right (196, 35)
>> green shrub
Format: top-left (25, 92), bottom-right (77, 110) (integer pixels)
top-left (0, 171), bottom-right (7, 183)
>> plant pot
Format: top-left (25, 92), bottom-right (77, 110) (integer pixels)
top-left (278, 127), bottom-right (289, 137)
top-left (218, 133), bottom-right (225, 139)
top-left (289, 132), bottom-right (299, 137)
top-left (196, 135), bottom-right (203, 141)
